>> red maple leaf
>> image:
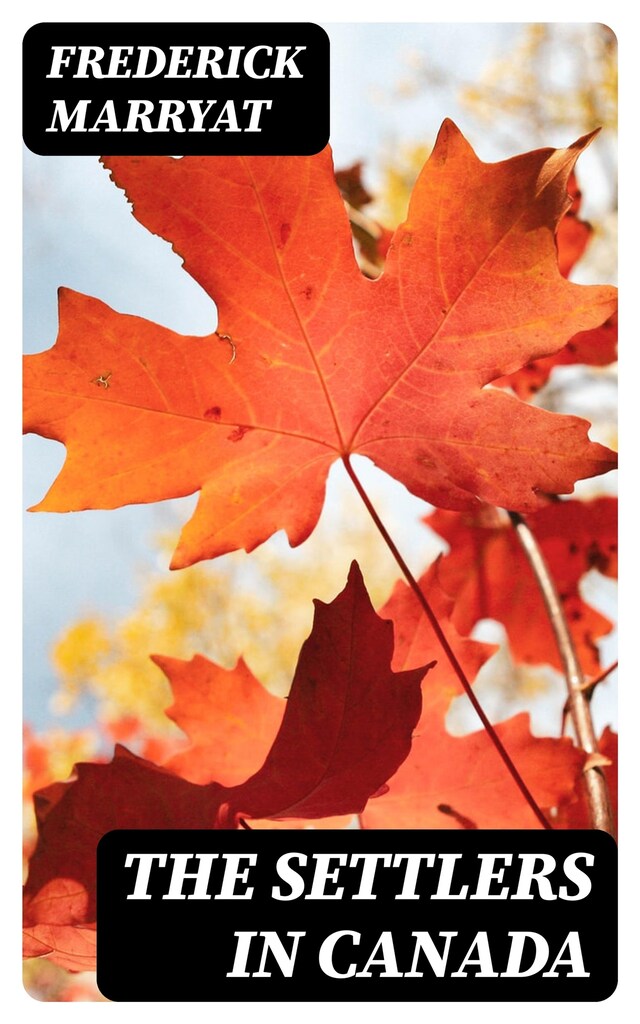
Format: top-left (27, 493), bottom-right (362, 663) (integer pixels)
top-left (23, 122), bottom-right (616, 568)
top-left (427, 497), bottom-right (617, 675)
top-left (23, 563), bottom-right (429, 969)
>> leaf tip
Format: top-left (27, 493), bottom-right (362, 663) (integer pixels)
top-left (168, 548), bottom-right (189, 571)
top-left (430, 119), bottom-right (475, 168)
top-left (439, 117), bottom-right (462, 136)
top-left (571, 126), bottom-right (602, 153)
top-left (346, 559), bottom-right (365, 586)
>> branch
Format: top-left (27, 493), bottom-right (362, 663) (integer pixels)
top-left (508, 511), bottom-right (614, 835)
top-left (343, 455), bottom-right (552, 830)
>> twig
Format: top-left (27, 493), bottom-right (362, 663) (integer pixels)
top-left (343, 455), bottom-right (552, 830)
top-left (343, 201), bottom-right (385, 278)
top-left (509, 511), bottom-right (614, 835)
top-left (561, 660), bottom-right (618, 734)
top-left (344, 200), bottom-right (383, 241)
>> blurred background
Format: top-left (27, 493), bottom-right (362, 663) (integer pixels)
top-left (23, 23), bottom-right (617, 999)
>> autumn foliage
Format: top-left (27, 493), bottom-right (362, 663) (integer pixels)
top-left (427, 498), bottom-right (617, 677)
top-left (23, 121), bottom-right (617, 978)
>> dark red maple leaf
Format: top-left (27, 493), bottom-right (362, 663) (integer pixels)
top-left (23, 563), bottom-right (429, 968)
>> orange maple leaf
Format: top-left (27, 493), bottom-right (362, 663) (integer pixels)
top-left (496, 314), bottom-right (617, 399)
top-left (496, 171), bottom-right (617, 397)
top-left (155, 654), bottom-right (285, 786)
top-left (361, 569), bottom-right (585, 830)
top-left (555, 170), bottom-right (593, 278)
top-left (24, 122), bottom-right (616, 568)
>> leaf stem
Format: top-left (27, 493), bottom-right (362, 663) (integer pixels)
top-left (508, 511), bottom-right (614, 835)
top-left (342, 455), bottom-right (552, 830)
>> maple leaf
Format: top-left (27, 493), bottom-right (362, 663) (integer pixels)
top-left (24, 563), bottom-right (429, 968)
top-left (427, 497), bottom-right (617, 675)
top-left (383, 561), bottom-right (497, 706)
top-left (155, 654), bottom-right (285, 786)
top-left (153, 653), bottom-right (362, 828)
top-left (496, 314), bottom-right (618, 399)
top-left (221, 562), bottom-right (429, 822)
top-left (24, 122), bottom-right (616, 568)
top-left (495, 171), bottom-right (617, 397)
top-left (361, 711), bottom-right (585, 830)
top-left (555, 170), bottom-right (593, 277)
top-left (22, 747), bottom-right (225, 970)
top-left (360, 569), bottom-right (585, 830)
